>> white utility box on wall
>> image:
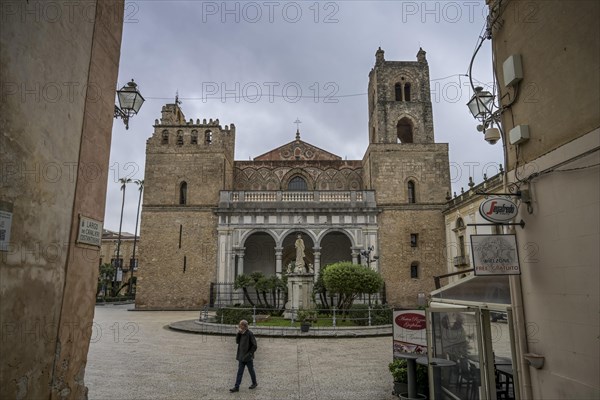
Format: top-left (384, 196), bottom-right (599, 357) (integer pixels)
top-left (509, 124), bottom-right (530, 145)
top-left (503, 54), bottom-right (523, 87)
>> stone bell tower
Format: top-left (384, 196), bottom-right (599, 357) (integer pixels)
top-left (368, 47), bottom-right (434, 144)
top-left (363, 48), bottom-right (450, 306)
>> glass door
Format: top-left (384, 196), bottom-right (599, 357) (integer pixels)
top-left (426, 306), bottom-right (495, 400)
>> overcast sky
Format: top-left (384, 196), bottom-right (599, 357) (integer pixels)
top-left (104, 1), bottom-right (503, 233)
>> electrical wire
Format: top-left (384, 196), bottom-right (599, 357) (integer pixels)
top-left (143, 72), bottom-right (485, 101)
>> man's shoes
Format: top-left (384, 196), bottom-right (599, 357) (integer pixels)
top-left (229, 387), bottom-right (239, 393)
top-left (249, 383), bottom-right (258, 389)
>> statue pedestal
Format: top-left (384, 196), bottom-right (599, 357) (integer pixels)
top-left (284, 273), bottom-right (315, 319)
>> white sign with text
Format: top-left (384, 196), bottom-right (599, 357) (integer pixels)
top-left (393, 310), bottom-right (427, 357)
top-left (471, 234), bottom-right (521, 275)
top-left (77, 216), bottom-right (103, 247)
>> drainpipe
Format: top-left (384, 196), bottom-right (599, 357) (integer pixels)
top-left (509, 273), bottom-right (533, 400)
top-left (506, 171), bottom-right (533, 399)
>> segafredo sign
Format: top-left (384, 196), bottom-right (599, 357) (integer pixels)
top-left (479, 197), bottom-right (518, 223)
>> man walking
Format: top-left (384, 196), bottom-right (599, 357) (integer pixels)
top-left (230, 320), bottom-right (258, 392)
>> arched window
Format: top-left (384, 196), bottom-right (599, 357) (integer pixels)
top-left (407, 180), bottom-right (416, 203)
top-left (397, 118), bottom-right (414, 143)
top-left (395, 83), bottom-right (402, 101)
top-left (179, 182), bottom-right (187, 205)
top-left (176, 130), bottom-right (184, 146)
top-left (288, 176), bottom-right (308, 191)
top-left (404, 82), bottom-right (411, 101)
top-left (191, 130), bottom-right (198, 145)
top-left (410, 262), bottom-right (419, 279)
top-left (205, 130), bottom-right (213, 144)
top-left (161, 130), bottom-right (169, 144)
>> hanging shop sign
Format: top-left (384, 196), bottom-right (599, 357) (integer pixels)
top-left (479, 197), bottom-right (518, 223)
top-left (471, 234), bottom-right (521, 276)
top-left (392, 310), bottom-right (427, 358)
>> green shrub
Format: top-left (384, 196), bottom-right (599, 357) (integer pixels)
top-left (388, 358), bottom-right (428, 394)
top-left (350, 304), bottom-right (370, 326)
top-left (215, 306), bottom-right (253, 325)
top-left (297, 309), bottom-right (318, 324)
top-left (389, 359), bottom-right (408, 383)
top-left (322, 262), bottom-right (384, 312)
top-left (371, 304), bottom-right (393, 325)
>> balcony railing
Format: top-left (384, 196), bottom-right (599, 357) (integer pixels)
top-left (222, 190), bottom-right (372, 205)
top-left (453, 255), bottom-right (470, 267)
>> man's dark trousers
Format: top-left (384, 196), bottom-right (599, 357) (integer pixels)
top-left (234, 359), bottom-right (257, 388)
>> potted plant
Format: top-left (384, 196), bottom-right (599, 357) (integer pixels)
top-left (297, 309), bottom-right (317, 332)
top-left (399, 363), bottom-right (428, 400)
top-left (389, 359), bottom-right (408, 396)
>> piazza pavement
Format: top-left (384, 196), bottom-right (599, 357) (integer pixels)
top-left (86, 304), bottom-right (398, 400)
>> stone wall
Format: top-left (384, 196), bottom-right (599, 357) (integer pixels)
top-left (377, 208), bottom-right (447, 306)
top-left (363, 143), bottom-right (450, 204)
top-left (136, 210), bottom-right (216, 309)
top-left (0, 1), bottom-right (124, 398)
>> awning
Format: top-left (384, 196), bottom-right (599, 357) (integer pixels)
top-left (430, 274), bottom-right (511, 307)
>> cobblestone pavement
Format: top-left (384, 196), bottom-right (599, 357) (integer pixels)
top-left (86, 304), bottom-right (398, 400)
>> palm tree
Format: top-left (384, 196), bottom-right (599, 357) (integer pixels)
top-left (233, 274), bottom-right (255, 306)
top-left (113, 177), bottom-right (131, 296)
top-left (128, 179), bottom-right (144, 295)
top-left (250, 272), bottom-right (265, 306)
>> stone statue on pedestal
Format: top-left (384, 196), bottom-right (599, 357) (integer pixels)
top-left (295, 234), bottom-right (305, 270)
top-left (284, 233), bottom-right (315, 319)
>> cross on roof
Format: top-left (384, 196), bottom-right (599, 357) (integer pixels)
top-left (294, 118), bottom-right (301, 140)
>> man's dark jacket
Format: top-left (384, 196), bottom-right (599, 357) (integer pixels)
top-left (236, 329), bottom-right (257, 362)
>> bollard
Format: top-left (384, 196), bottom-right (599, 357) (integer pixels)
top-left (368, 306), bottom-right (372, 326)
top-left (252, 306), bottom-right (256, 327)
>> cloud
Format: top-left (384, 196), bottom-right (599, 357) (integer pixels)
top-left (104, 1), bottom-right (502, 232)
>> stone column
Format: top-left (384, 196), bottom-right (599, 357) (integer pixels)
top-left (275, 246), bottom-right (283, 275)
top-left (312, 247), bottom-right (321, 280)
top-left (351, 248), bottom-right (360, 264)
top-left (237, 249), bottom-right (245, 276)
top-left (229, 251), bottom-right (237, 281)
top-left (217, 229), bottom-right (231, 283)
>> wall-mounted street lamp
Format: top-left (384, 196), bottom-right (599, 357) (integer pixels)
top-left (467, 87), bottom-right (501, 144)
top-left (114, 79), bottom-right (145, 130)
top-left (360, 245), bottom-right (379, 267)
top-left (467, 86), bottom-right (494, 120)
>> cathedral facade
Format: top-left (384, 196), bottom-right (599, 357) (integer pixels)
top-left (136, 48), bottom-right (451, 310)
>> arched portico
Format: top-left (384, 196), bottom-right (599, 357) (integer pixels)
top-left (241, 232), bottom-right (276, 276)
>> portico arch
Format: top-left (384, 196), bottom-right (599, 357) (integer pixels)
top-left (241, 232), bottom-right (277, 276)
top-left (319, 230), bottom-right (353, 267)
